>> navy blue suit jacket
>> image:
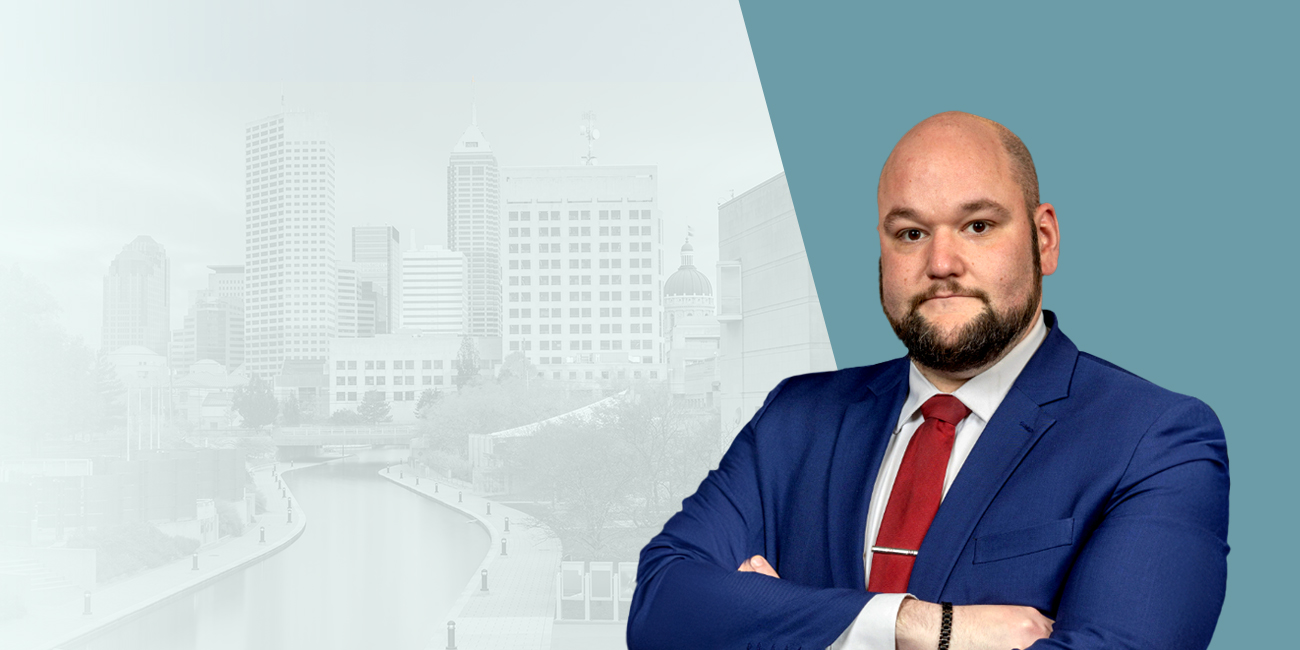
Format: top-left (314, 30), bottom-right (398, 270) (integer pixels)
top-left (628, 312), bottom-right (1229, 649)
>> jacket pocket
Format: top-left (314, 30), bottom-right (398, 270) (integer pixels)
top-left (973, 518), bottom-right (1074, 564)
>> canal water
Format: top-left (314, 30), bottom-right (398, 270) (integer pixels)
top-left (69, 449), bottom-right (490, 650)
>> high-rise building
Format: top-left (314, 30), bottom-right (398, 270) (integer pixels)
top-left (102, 235), bottom-right (170, 357)
top-left (351, 225), bottom-right (401, 333)
top-left (447, 109), bottom-right (502, 343)
top-left (206, 264), bottom-right (245, 302)
top-left (242, 111), bottom-right (338, 379)
top-left (500, 164), bottom-right (664, 384)
top-left (401, 245), bottom-right (465, 335)
top-left (171, 265), bottom-right (245, 372)
top-left (336, 262), bottom-right (363, 339)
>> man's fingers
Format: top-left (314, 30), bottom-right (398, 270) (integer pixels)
top-left (736, 555), bottom-right (780, 578)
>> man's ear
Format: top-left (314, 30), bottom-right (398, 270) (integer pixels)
top-left (1035, 203), bottom-right (1060, 276)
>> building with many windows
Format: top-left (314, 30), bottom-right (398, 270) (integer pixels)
top-left (242, 110), bottom-right (339, 379)
top-left (171, 265), bottom-right (244, 373)
top-left (500, 164), bottom-right (664, 384)
top-left (351, 225), bottom-right (401, 333)
top-left (337, 262), bottom-right (376, 338)
top-left (102, 235), bottom-right (170, 357)
top-left (401, 244), bottom-right (464, 335)
top-left (328, 333), bottom-right (496, 421)
top-left (447, 110), bottom-right (502, 348)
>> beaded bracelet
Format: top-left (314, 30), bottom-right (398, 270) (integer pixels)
top-left (938, 602), bottom-right (953, 650)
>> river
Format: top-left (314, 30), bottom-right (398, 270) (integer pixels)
top-left (68, 448), bottom-right (490, 650)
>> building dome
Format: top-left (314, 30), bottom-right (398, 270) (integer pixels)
top-left (664, 240), bottom-right (713, 297)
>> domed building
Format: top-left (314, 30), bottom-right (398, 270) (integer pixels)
top-left (664, 240), bottom-right (715, 324)
top-left (664, 240), bottom-right (721, 405)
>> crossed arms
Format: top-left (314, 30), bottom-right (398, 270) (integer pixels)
top-left (626, 385), bottom-right (1229, 650)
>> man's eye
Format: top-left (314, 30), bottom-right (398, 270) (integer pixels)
top-left (902, 229), bottom-right (923, 241)
top-left (968, 221), bottom-right (989, 234)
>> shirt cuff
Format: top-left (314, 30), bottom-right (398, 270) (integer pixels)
top-left (828, 593), bottom-right (913, 650)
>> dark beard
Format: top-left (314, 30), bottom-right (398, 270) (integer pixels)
top-left (880, 261), bottom-right (1041, 374)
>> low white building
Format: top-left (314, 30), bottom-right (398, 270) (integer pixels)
top-left (171, 360), bottom-right (247, 429)
top-left (328, 332), bottom-right (499, 421)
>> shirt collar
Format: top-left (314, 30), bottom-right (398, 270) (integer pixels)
top-left (896, 310), bottom-right (1048, 432)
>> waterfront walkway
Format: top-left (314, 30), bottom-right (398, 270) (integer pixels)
top-left (0, 461), bottom-right (310, 650)
top-left (381, 465), bottom-right (573, 650)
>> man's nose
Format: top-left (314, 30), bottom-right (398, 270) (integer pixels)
top-left (926, 228), bottom-right (964, 279)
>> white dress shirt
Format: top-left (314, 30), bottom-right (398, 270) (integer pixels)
top-left (830, 311), bottom-right (1048, 649)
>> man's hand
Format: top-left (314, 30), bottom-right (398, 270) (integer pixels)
top-left (897, 598), bottom-right (1053, 650)
top-left (737, 554), bottom-right (780, 579)
top-left (736, 557), bottom-right (1050, 649)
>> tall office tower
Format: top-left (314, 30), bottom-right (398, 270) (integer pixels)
top-left (171, 265), bottom-right (245, 372)
top-left (337, 263), bottom-right (360, 338)
top-left (501, 164), bottom-right (663, 384)
top-left (447, 110), bottom-right (502, 343)
top-left (242, 111), bottom-right (339, 379)
top-left (336, 262), bottom-right (376, 338)
top-left (351, 225), bottom-right (401, 333)
top-left (102, 235), bottom-right (171, 356)
top-left (402, 245), bottom-right (465, 334)
top-left (206, 264), bottom-right (245, 302)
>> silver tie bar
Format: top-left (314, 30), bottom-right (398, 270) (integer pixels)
top-left (871, 545), bottom-right (919, 556)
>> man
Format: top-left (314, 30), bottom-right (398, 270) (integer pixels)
top-left (627, 112), bottom-right (1229, 650)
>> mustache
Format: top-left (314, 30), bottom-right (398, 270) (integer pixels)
top-left (908, 281), bottom-right (993, 312)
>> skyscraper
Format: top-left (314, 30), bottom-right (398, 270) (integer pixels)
top-left (401, 245), bottom-right (465, 335)
top-left (351, 225), bottom-right (401, 333)
top-left (500, 164), bottom-right (664, 384)
top-left (447, 108), bottom-right (502, 344)
top-left (242, 111), bottom-right (339, 379)
top-left (171, 265), bottom-right (245, 372)
top-left (102, 235), bottom-right (170, 357)
top-left (336, 262), bottom-right (376, 339)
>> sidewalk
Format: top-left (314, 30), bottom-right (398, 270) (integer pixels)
top-left (380, 465), bottom-right (565, 650)
top-left (0, 460), bottom-right (315, 650)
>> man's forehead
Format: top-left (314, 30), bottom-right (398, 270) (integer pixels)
top-left (878, 119), bottom-right (1016, 212)
top-left (883, 118), bottom-right (1006, 178)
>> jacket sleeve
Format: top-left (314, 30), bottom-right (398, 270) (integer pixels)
top-left (1033, 397), bottom-right (1230, 649)
top-left (627, 378), bottom-right (877, 650)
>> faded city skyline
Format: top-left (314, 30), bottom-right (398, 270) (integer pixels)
top-left (2, 81), bottom-right (781, 351)
top-left (0, 0), bottom-right (777, 353)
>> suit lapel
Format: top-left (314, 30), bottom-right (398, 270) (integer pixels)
top-left (906, 311), bottom-right (1078, 600)
top-left (825, 361), bottom-right (908, 588)
top-left (906, 389), bottom-right (1056, 600)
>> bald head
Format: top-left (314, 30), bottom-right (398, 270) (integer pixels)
top-left (880, 112), bottom-right (1039, 220)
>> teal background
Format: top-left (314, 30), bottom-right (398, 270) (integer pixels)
top-left (739, 2), bottom-right (1296, 647)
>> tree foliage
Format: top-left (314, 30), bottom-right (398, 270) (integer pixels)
top-left (232, 375), bottom-right (278, 428)
top-left (0, 266), bottom-right (100, 448)
top-left (66, 522), bottom-right (200, 582)
top-left (414, 388), bottom-right (441, 419)
top-left (329, 409), bottom-right (366, 425)
top-left (455, 336), bottom-right (481, 388)
top-left (280, 395), bottom-right (302, 426)
top-left (497, 382), bottom-right (721, 560)
top-left (357, 389), bottom-right (392, 424)
top-left (496, 351), bottom-right (537, 383)
top-left (416, 374), bottom-right (595, 458)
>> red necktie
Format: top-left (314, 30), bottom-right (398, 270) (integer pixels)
top-left (868, 394), bottom-right (971, 593)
